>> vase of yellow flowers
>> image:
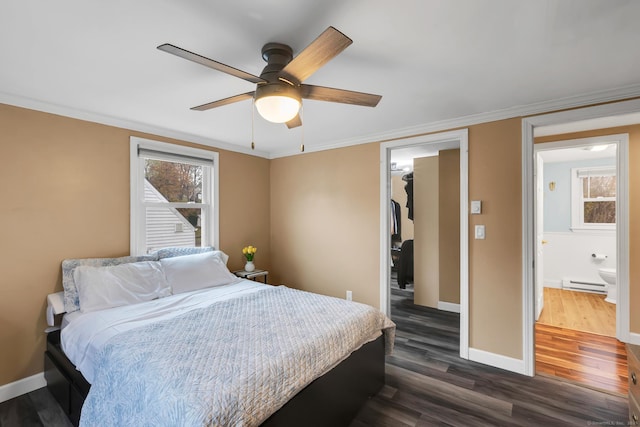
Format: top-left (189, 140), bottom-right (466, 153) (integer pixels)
top-left (242, 245), bottom-right (257, 272)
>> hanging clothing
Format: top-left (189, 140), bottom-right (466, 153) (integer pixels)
top-left (398, 239), bottom-right (414, 289)
top-left (403, 173), bottom-right (414, 221)
top-left (390, 199), bottom-right (401, 242)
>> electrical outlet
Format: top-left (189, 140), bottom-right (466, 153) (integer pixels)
top-left (475, 225), bottom-right (485, 239)
top-left (346, 290), bottom-right (353, 301)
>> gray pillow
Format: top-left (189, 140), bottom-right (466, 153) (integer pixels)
top-left (153, 246), bottom-right (214, 260)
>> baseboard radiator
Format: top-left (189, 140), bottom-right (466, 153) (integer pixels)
top-left (561, 278), bottom-right (606, 294)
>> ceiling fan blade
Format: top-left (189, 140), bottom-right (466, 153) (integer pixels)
top-left (301, 84), bottom-right (381, 107)
top-left (191, 92), bottom-right (255, 111)
top-left (158, 44), bottom-right (266, 84)
top-left (286, 114), bottom-right (302, 129)
top-left (280, 27), bottom-right (352, 83)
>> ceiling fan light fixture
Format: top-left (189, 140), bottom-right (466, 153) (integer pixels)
top-left (254, 83), bottom-right (301, 123)
top-left (160, 27), bottom-right (380, 131)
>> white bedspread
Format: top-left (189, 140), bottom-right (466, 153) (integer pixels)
top-left (61, 280), bottom-right (266, 384)
top-left (71, 284), bottom-right (394, 426)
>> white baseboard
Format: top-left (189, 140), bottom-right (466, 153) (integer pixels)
top-left (437, 301), bottom-right (461, 313)
top-left (468, 348), bottom-right (526, 375)
top-left (0, 372), bottom-right (45, 403)
top-left (543, 280), bottom-right (562, 289)
top-left (628, 332), bottom-right (640, 346)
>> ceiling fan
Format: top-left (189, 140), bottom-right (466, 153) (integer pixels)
top-left (157, 26), bottom-right (382, 129)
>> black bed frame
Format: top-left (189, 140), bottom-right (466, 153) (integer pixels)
top-left (44, 330), bottom-right (385, 426)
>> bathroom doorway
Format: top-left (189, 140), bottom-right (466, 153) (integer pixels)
top-left (533, 132), bottom-right (628, 394)
top-left (523, 99), bottom-right (639, 387)
top-left (534, 135), bottom-right (620, 337)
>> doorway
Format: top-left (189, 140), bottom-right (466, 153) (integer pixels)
top-left (534, 136), bottom-right (622, 335)
top-left (388, 152), bottom-right (415, 302)
top-left (533, 136), bottom-right (627, 393)
top-left (380, 129), bottom-right (469, 359)
top-left (522, 98), bottom-right (638, 377)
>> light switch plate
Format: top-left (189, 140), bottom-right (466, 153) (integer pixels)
top-left (471, 200), bottom-right (482, 214)
top-left (475, 225), bottom-right (485, 239)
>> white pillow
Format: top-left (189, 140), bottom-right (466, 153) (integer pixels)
top-left (213, 250), bottom-right (230, 265)
top-left (160, 251), bottom-right (239, 294)
top-left (74, 261), bottom-right (172, 313)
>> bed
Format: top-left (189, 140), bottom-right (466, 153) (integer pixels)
top-left (44, 247), bottom-right (394, 426)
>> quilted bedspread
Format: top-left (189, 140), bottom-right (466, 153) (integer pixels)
top-left (80, 285), bottom-right (395, 426)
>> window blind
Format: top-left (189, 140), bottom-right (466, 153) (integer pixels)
top-left (576, 167), bottom-right (615, 178)
top-left (138, 147), bottom-right (215, 167)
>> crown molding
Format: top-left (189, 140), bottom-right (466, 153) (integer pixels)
top-left (269, 83), bottom-right (640, 158)
top-left (0, 91), bottom-right (271, 159)
top-left (3, 83), bottom-right (640, 161)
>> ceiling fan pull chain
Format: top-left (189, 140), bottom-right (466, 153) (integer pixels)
top-left (300, 104), bottom-right (304, 152)
top-left (251, 99), bottom-right (255, 150)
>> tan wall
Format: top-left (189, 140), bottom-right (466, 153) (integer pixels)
top-left (439, 149), bottom-right (461, 304)
top-left (391, 174), bottom-right (413, 242)
top-left (536, 124), bottom-right (640, 333)
top-left (269, 143), bottom-right (379, 307)
top-left (4, 99), bottom-right (640, 389)
top-left (413, 156), bottom-right (439, 307)
top-left (0, 103), bottom-right (270, 386)
top-left (218, 150), bottom-right (271, 270)
top-left (468, 119), bottom-right (523, 358)
top-left (269, 118), bottom-right (523, 360)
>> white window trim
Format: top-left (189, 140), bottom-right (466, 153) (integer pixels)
top-left (570, 165), bottom-right (616, 232)
top-left (130, 137), bottom-right (219, 255)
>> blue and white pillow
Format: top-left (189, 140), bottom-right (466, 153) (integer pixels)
top-left (153, 246), bottom-right (214, 260)
top-left (62, 254), bottom-right (158, 313)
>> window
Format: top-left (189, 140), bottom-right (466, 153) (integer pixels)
top-left (130, 137), bottom-right (219, 255)
top-left (571, 166), bottom-right (616, 231)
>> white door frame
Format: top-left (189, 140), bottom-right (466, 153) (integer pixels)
top-left (522, 99), bottom-right (639, 376)
top-left (380, 129), bottom-right (469, 359)
top-left (534, 152), bottom-right (545, 321)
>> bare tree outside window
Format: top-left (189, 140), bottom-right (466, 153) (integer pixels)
top-left (582, 175), bottom-right (616, 224)
top-left (145, 159), bottom-right (203, 245)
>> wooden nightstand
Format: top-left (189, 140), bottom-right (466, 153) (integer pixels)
top-left (233, 269), bottom-right (269, 284)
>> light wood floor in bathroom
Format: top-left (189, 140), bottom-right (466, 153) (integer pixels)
top-left (536, 288), bottom-right (627, 395)
top-left (537, 287), bottom-right (615, 336)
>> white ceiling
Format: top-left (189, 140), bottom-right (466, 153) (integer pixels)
top-left (2, 1), bottom-right (640, 158)
top-left (534, 112), bottom-right (640, 137)
top-left (538, 144), bottom-right (616, 163)
top-left (390, 140), bottom-right (461, 172)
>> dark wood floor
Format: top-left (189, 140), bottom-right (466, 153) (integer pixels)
top-left (0, 286), bottom-right (629, 427)
top-left (349, 286), bottom-right (628, 426)
top-left (0, 386), bottom-right (71, 427)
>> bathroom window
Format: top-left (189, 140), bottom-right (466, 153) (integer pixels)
top-left (571, 166), bottom-right (616, 231)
